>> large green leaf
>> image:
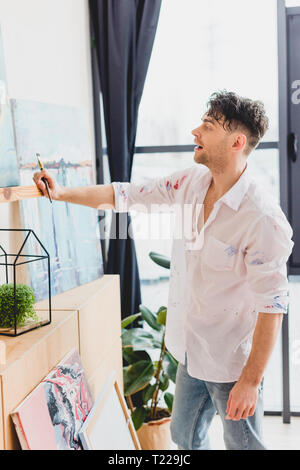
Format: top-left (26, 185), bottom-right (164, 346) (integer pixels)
top-left (139, 304), bottom-right (162, 332)
top-left (121, 313), bottom-right (141, 329)
top-left (164, 392), bottom-right (174, 413)
top-left (159, 372), bottom-right (169, 391)
top-left (149, 251), bottom-right (170, 269)
top-left (123, 360), bottom-right (155, 396)
top-left (121, 328), bottom-right (162, 350)
top-left (162, 351), bottom-right (179, 383)
top-left (122, 349), bottom-right (151, 365)
top-left (156, 306), bottom-right (167, 326)
top-left (142, 383), bottom-right (156, 405)
top-left (131, 406), bottom-right (149, 431)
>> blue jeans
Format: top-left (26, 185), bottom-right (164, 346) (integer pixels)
top-left (170, 356), bottom-right (266, 450)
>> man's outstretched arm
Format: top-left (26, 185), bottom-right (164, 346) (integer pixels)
top-left (34, 167), bottom-right (192, 214)
top-left (33, 169), bottom-right (115, 210)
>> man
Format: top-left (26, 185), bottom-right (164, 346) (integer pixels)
top-left (34, 91), bottom-right (294, 450)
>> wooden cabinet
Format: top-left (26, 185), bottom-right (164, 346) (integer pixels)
top-left (35, 275), bottom-right (123, 390)
top-left (0, 275), bottom-right (122, 450)
top-left (0, 380), bottom-right (3, 450)
top-left (0, 310), bottom-right (79, 449)
top-left (88, 336), bottom-right (123, 399)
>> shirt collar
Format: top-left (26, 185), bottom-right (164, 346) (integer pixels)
top-left (202, 163), bottom-right (251, 212)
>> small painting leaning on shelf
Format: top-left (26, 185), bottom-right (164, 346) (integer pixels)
top-left (11, 348), bottom-right (94, 450)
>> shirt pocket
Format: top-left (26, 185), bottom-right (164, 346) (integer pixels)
top-left (203, 236), bottom-right (238, 271)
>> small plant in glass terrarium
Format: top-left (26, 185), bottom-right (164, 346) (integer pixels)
top-left (0, 284), bottom-right (38, 329)
top-left (0, 229), bottom-right (51, 337)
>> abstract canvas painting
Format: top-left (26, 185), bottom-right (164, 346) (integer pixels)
top-left (0, 27), bottom-right (19, 188)
top-left (11, 349), bottom-right (94, 450)
top-left (11, 99), bottom-right (103, 300)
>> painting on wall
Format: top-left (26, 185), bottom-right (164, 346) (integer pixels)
top-left (0, 27), bottom-right (20, 188)
top-left (11, 99), bottom-right (104, 300)
top-left (11, 349), bottom-right (94, 450)
top-left (0, 26), bottom-right (7, 83)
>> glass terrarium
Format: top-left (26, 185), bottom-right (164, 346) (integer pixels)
top-left (0, 229), bottom-right (51, 337)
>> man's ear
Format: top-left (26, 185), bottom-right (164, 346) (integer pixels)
top-left (232, 133), bottom-right (247, 152)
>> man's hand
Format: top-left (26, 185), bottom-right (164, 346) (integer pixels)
top-left (225, 379), bottom-right (259, 421)
top-left (225, 312), bottom-right (282, 421)
top-left (33, 170), bottom-right (64, 201)
top-left (33, 171), bottom-right (115, 209)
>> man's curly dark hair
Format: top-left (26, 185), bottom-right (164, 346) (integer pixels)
top-left (206, 90), bottom-right (269, 155)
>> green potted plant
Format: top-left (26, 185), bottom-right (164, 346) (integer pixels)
top-left (122, 251), bottom-right (177, 450)
top-left (0, 283), bottom-right (38, 330)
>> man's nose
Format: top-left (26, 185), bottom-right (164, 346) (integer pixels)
top-left (192, 126), bottom-right (201, 137)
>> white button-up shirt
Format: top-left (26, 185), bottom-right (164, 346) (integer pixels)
top-left (112, 164), bottom-right (294, 382)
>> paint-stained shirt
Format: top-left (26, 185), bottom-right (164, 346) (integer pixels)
top-left (112, 164), bottom-right (294, 382)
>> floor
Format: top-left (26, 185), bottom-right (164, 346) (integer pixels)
top-left (171, 415), bottom-right (300, 450)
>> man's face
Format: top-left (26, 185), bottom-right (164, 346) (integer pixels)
top-left (192, 113), bottom-right (233, 173)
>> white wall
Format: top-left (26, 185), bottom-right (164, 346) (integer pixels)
top-left (0, 0), bottom-right (95, 231)
top-left (0, 0), bottom-right (93, 114)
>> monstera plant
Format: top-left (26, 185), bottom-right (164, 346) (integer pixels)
top-left (121, 251), bottom-right (177, 439)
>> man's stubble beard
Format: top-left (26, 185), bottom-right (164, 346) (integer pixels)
top-left (194, 151), bottom-right (209, 166)
top-left (194, 147), bottom-right (228, 175)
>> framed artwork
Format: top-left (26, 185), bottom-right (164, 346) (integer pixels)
top-left (79, 371), bottom-right (141, 450)
top-left (11, 99), bottom-right (104, 300)
top-left (0, 26), bottom-right (6, 83)
top-left (0, 27), bottom-right (19, 188)
top-left (11, 348), bottom-right (94, 450)
top-left (0, 81), bottom-right (19, 187)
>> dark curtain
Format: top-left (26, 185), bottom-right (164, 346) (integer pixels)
top-left (89, 0), bottom-right (162, 318)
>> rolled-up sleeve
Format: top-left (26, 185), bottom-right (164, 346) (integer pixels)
top-left (245, 214), bottom-right (294, 314)
top-left (112, 168), bottom-right (190, 213)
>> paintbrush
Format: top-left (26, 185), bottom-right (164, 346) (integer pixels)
top-left (36, 153), bottom-right (53, 203)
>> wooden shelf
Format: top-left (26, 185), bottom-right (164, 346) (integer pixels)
top-left (0, 186), bottom-right (42, 204)
top-left (0, 275), bottom-right (122, 449)
top-left (0, 310), bottom-right (79, 449)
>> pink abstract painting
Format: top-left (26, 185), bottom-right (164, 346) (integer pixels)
top-left (11, 349), bottom-right (93, 450)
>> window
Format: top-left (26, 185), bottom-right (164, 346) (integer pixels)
top-left (286, 0), bottom-right (300, 6)
top-left (289, 277), bottom-right (300, 413)
top-left (131, 0), bottom-right (283, 413)
top-left (136, 0), bottom-right (278, 147)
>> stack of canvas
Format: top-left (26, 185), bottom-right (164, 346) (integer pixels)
top-left (11, 349), bottom-right (93, 450)
top-left (11, 349), bottom-right (140, 451)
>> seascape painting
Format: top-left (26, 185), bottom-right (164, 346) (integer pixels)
top-left (11, 349), bottom-right (94, 450)
top-left (12, 99), bottom-right (103, 300)
top-left (0, 27), bottom-right (19, 188)
top-left (0, 26), bottom-right (7, 83)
